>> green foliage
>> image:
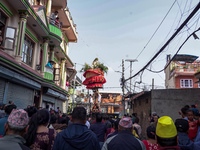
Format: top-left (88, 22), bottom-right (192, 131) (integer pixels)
top-left (80, 63), bottom-right (92, 72)
top-left (80, 58), bottom-right (109, 74)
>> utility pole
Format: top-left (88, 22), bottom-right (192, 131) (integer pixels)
top-left (125, 59), bottom-right (138, 92)
top-left (122, 59), bottom-right (125, 116)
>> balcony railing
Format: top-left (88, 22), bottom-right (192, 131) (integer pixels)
top-left (176, 68), bottom-right (196, 72)
top-left (44, 66), bottom-right (54, 80)
top-left (48, 17), bottom-right (62, 38)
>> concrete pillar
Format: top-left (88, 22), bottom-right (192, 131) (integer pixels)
top-left (15, 11), bottom-right (28, 63)
top-left (60, 59), bottom-right (66, 87)
top-left (49, 45), bottom-right (55, 62)
top-left (46, 0), bottom-right (52, 17)
top-left (41, 38), bottom-right (49, 76)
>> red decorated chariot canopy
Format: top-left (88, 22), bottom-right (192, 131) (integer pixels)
top-left (83, 69), bottom-right (106, 89)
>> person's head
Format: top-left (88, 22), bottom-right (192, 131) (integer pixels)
top-left (184, 105), bottom-right (190, 109)
top-left (118, 117), bottom-right (133, 132)
top-left (113, 119), bottom-right (120, 130)
top-left (56, 17), bottom-right (59, 20)
top-left (187, 110), bottom-right (194, 121)
top-left (49, 114), bottom-right (57, 125)
top-left (55, 10), bottom-right (58, 15)
top-left (147, 126), bottom-right (156, 140)
top-left (24, 109), bottom-right (50, 146)
top-left (175, 119), bottom-right (189, 133)
top-left (134, 117), bottom-right (139, 124)
top-left (5, 104), bottom-right (17, 115)
top-left (57, 107), bottom-right (59, 109)
top-left (156, 116), bottom-right (178, 148)
top-left (36, 0), bottom-right (40, 5)
top-left (71, 107), bottom-right (86, 124)
top-left (26, 106), bottom-right (37, 118)
top-left (153, 116), bottom-right (159, 123)
top-left (5, 109), bottom-right (29, 137)
top-left (191, 105), bottom-right (196, 108)
top-left (181, 107), bottom-right (189, 118)
top-left (96, 113), bottom-right (102, 123)
top-left (105, 115), bottom-right (109, 121)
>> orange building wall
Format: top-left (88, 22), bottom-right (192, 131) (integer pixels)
top-left (175, 75), bottom-right (199, 88)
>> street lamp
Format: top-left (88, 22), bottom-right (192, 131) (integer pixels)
top-left (125, 59), bottom-right (138, 93)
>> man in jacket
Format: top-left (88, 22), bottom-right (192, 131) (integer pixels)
top-left (156, 116), bottom-right (180, 150)
top-left (102, 117), bottom-right (146, 150)
top-left (53, 107), bottom-right (100, 150)
top-left (0, 109), bottom-right (30, 150)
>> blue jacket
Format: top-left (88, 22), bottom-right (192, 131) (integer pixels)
top-left (90, 122), bottom-right (107, 142)
top-left (53, 123), bottom-right (100, 150)
top-left (102, 131), bottom-right (146, 150)
top-left (177, 132), bottom-right (193, 150)
top-left (0, 115), bottom-right (9, 136)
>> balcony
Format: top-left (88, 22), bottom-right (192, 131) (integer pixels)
top-left (44, 66), bottom-right (54, 80)
top-left (49, 24), bottom-right (62, 39)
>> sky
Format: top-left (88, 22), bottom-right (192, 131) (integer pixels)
top-left (67, 0), bottom-right (200, 93)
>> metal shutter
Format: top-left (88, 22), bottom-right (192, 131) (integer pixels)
top-left (6, 82), bottom-right (34, 109)
top-left (0, 78), bottom-right (6, 103)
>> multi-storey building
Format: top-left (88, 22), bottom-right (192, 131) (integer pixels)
top-left (0, 0), bottom-right (77, 112)
top-left (165, 54), bottom-right (200, 89)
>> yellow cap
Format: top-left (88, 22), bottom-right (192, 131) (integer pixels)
top-left (156, 116), bottom-right (177, 138)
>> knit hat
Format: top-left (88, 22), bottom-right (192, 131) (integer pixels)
top-left (119, 117), bottom-right (132, 128)
top-left (156, 116), bottom-right (177, 138)
top-left (7, 109), bottom-right (29, 128)
top-left (175, 119), bottom-right (189, 133)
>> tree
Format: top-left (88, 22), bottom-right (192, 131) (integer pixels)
top-left (80, 58), bottom-right (108, 74)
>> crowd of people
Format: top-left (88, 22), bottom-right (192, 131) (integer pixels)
top-left (0, 103), bottom-right (200, 150)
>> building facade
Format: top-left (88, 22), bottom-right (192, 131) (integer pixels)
top-left (130, 89), bottom-right (200, 140)
top-left (0, 0), bottom-right (77, 112)
top-left (165, 54), bottom-right (200, 89)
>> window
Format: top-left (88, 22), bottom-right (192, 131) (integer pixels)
top-left (4, 27), bottom-right (16, 50)
top-left (180, 79), bottom-right (193, 88)
top-left (198, 83), bottom-right (200, 88)
top-left (0, 12), bottom-right (7, 47)
top-left (21, 36), bottom-right (34, 66)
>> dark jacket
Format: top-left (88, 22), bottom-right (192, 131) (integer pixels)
top-left (0, 115), bottom-right (8, 135)
top-left (90, 122), bottom-right (107, 142)
top-left (159, 146), bottom-right (180, 150)
top-left (53, 123), bottom-right (100, 150)
top-left (102, 130), bottom-right (146, 150)
top-left (178, 132), bottom-right (193, 150)
top-left (0, 135), bottom-right (30, 150)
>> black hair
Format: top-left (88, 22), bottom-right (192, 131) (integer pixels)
top-left (26, 106), bottom-right (37, 118)
top-left (157, 136), bottom-right (178, 147)
top-left (72, 107), bottom-right (86, 121)
top-left (114, 119), bottom-right (120, 130)
top-left (187, 109), bottom-right (194, 115)
top-left (147, 126), bottom-right (156, 139)
top-left (96, 113), bottom-right (102, 122)
top-left (184, 105), bottom-right (190, 109)
top-left (191, 105), bottom-right (196, 108)
top-left (175, 119), bottom-right (189, 133)
top-left (181, 107), bottom-right (189, 116)
top-left (55, 10), bottom-right (58, 13)
top-left (105, 115), bottom-right (109, 120)
top-left (134, 117), bottom-right (139, 124)
top-left (24, 109), bottom-right (50, 146)
top-left (49, 114), bottom-right (57, 125)
top-left (5, 105), bottom-right (17, 115)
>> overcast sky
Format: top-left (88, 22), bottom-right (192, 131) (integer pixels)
top-left (67, 0), bottom-right (200, 93)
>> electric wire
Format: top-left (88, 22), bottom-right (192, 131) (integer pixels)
top-left (124, 2), bottom-right (200, 82)
top-left (135, 0), bottom-right (177, 60)
top-left (146, 27), bottom-right (200, 73)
